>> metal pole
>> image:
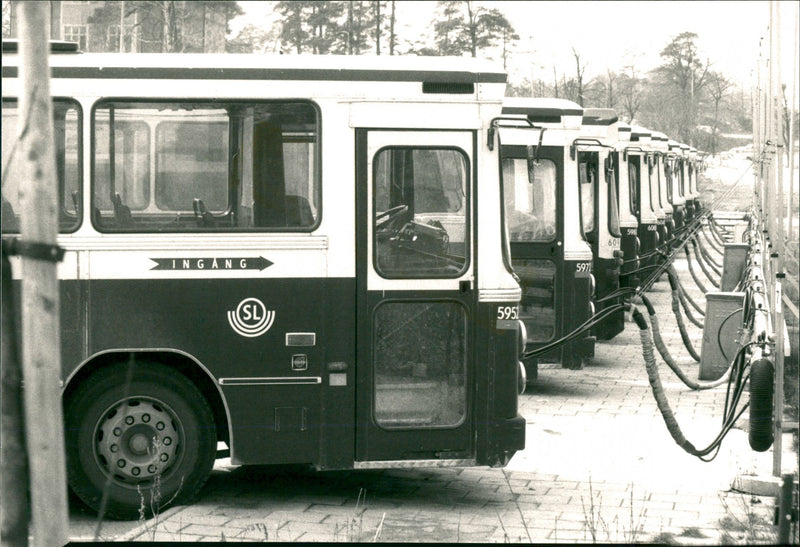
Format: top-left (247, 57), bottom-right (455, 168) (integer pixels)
top-left (788, 2), bottom-right (798, 246)
top-left (119, 0), bottom-right (125, 52)
top-left (16, 3), bottom-right (69, 545)
top-left (777, 473), bottom-right (795, 544)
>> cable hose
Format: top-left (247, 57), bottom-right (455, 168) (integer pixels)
top-left (594, 286), bottom-right (638, 304)
top-left (667, 273), bottom-right (702, 362)
top-left (709, 216), bottom-right (731, 244)
top-left (676, 285), bottom-right (705, 328)
top-left (684, 246), bottom-right (709, 294)
top-left (631, 307), bottom-right (700, 455)
top-left (521, 303), bottom-right (625, 359)
top-left (631, 306), bottom-right (750, 459)
top-left (691, 239), bottom-right (721, 287)
top-left (700, 226), bottom-right (724, 255)
top-left (706, 216), bottom-right (727, 246)
top-left (696, 233), bottom-right (723, 270)
top-left (668, 264), bottom-right (706, 316)
top-left (748, 358), bottom-right (775, 452)
top-left (639, 294), bottom-right (727, 390)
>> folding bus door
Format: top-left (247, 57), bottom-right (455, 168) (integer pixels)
top-left (355, 129), bottom-right (476, 464)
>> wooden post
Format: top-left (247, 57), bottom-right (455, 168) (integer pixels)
top-left (16, 3), bottom-right (69, 546)
top-left (1, 251), bottom-right (30, 546)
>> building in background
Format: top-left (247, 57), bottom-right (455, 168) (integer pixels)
top-left (4, 0), bottom-right (240, 53)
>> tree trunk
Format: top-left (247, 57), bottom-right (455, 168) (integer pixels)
top-left (375, 0), bottom-right (380, 55)
top-left (14, 2), bottom-right (69, 545)
top-left (1, 250), bottom-right (30, 547)
top-left (389, 0), bottom-right (395, 55)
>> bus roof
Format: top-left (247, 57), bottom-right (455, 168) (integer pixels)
top-left (581, 107), bottom-right (618, 126)
top-left (1, 51), bottom-right (506, 85)
top-left (501, 97), bottom-right (583, 123)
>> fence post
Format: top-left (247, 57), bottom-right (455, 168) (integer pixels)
top-left (16, 3), bottom-right (69, 546)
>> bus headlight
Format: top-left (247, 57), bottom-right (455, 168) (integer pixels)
top-left (588, 300), bottom-right (596, 317)
top-left (634, 236), bottom-right (641, 255)
top-left (517, 320), bottom-right (528, 356)
top-left (588, 273), bottom-right (596, 298)
top-left (518, 361), bottom-right (527, 395)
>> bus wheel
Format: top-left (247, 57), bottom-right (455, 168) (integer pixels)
top-left (66, 362), bottom-right (216, 520)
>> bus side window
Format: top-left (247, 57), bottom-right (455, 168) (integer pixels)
top-left (252, 120), bottom-right (287, 227)
top-left (2, 99), bottom-right (81, 234)
top-left (92, 101), bottom-right (319, 232)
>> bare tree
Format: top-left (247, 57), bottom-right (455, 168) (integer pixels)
top-left (653, 31), bottom-right (711, 143)
top-left (388, 0), bottom-right (396, 54)
top-left (706, 70), bottom-right (732, 154)
top-left (571, 47), bottom-right (587, 106)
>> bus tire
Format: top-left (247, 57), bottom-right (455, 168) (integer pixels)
top-left (65, 361), bottom-right (216, 520)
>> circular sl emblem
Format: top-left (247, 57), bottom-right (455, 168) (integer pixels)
top-left (227, 297), bottom-right (275, 337)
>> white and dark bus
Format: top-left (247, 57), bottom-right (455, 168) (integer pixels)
top-left (1, 44), bottom-right (526, 519)
top-left (498, 98), bottom-right (595, 376)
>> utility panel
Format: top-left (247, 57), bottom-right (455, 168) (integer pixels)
top-left (699, 292), bottom-right (745, 380)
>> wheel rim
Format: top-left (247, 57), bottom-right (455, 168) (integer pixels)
top-left (94, 397), bottom-right (183, 484)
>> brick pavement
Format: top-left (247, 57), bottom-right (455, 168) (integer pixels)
top-left (69, 250), bottom-right (798, 544)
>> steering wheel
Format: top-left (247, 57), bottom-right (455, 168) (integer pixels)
top-left (375, 204), bottom-right (408, 230)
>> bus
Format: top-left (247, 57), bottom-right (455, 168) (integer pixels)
top-left (616, 122), bottom-right (641, 290)
top-left (686, 145), bottom-right (702, 218)
top-left (579, 108), bottom-right (624, 340)
top-left (626, 126), bottom-right (661, 280)
top-left (1, 45), bottom-right (526, 519)
top-left (498, 98), bottom-right (595, 377)
top-left (650, 130), bottom-right (674, 248)
top-left (665, 140), bottom-right (686, 233)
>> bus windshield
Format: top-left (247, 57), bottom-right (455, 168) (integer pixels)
top-left (578, 156), bottom-right (596, 236)
top-left (502, 158), bottom-right (557, 242)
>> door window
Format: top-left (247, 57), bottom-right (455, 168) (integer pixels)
top-left (513, 259), bottom-right (556, 342)
top-left (373, 301), bottom-right (467, 428)
top-left (628, 157), bottom-right (639, 216)
top-left (578, 153), bottom-right (596, 236)
top-left (606, 156), bottom-right (621, 237)
top-left (373, 147), bottom-right (469, 278)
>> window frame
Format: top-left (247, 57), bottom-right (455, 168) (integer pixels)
top-left (1, 97), bottom-right (83, 234)
top-left (90, 98), bottom-right (322, 233)
top-left (371, 145), bottom-right (471, 280)
top-left (501, 156), bottom-right (558, 243)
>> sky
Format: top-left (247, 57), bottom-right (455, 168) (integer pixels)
top-left (231, 0), bottom-right (798, 94)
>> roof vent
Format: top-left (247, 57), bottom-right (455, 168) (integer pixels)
top-left (422, 82), bottom-right (474, 94)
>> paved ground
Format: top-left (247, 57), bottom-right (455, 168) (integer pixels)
top-left (68, 245), bottom-right (798, 544)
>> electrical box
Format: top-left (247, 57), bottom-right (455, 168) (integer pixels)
top-left (720, 243), bottom-right (749, 291)
top-left (699, 292), bottom-right (745, 381)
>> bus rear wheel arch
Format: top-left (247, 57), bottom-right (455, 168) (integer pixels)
top-left (65, 361), bottom-right (216, 520)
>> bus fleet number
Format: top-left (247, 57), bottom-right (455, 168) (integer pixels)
top-left (497, 306), bottom-right (519, 320)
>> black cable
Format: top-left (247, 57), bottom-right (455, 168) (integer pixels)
top-left (717, 307), bottom-right (744, 363)
top-left (522, 303), bottom-right (626, 359)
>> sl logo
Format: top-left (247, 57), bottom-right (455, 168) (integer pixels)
top-left (227, 298), bottom-right (275, 338)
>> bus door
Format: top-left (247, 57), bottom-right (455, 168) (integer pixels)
top-left (501, 144), bottom-right (561, 363)
top-left (355, 129), bottom-right (476, 463)
top-left (630, 151), bottom-right (658, 275)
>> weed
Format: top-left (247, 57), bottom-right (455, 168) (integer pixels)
top-left (649, 531), bottom-right (681, 544)
top-left (580, 476), bottom-right (609, 542)
top-left (679, 526), bottom-right (708, 538)
top-left (717, 490), bottom-right (778, 544)
top-left (133, 437), bottom-right (184, 542)
top-left (581, 478), bottom-right (648, 543)
top-left (501, 468), bottom-right (533, 543)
